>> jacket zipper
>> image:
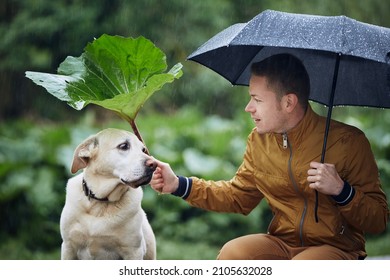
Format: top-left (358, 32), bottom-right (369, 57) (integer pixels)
top-left (283, 132), bottom-right (307, 247)
top-left (283, 133), bottom-right (288, 149)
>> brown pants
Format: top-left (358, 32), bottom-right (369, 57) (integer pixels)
top-left (217, 234), bottom-right (362, 260)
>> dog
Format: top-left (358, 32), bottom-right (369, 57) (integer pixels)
top-left (60, 128), bottom-right (157, 260)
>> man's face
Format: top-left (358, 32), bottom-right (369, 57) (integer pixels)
top-left (245, 75), bottom-right (288, 134)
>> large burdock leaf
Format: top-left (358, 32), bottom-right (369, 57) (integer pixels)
top-left (25, 35), bottom-right (183, 151)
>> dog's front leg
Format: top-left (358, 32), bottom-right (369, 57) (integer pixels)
top-left (61, 242), bottom-right (77, 260)
top-left (122, 250), bottom-right (145, 260)
top-left (120, 244), bottom-right (147, 260)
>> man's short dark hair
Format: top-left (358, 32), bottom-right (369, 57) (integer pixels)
top-left (251, 54), bottom-right (310, 110)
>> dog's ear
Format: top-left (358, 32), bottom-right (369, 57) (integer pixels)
top-left (70, 136), bottom-right (98, 174)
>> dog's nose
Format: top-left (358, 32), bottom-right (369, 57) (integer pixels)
top-left (146, 159), bottom-right (157, 171)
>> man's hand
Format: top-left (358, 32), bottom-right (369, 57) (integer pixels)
top-left (150, 159), bottom-right (179, 194)
top-left (307, 162), bottom-right (344, 196)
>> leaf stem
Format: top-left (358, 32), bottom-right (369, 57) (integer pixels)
top-left (129, 119), bottom-right (150, 155)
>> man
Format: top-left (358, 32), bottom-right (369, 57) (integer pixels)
top-left (150, 54), bottom-right (389, 260)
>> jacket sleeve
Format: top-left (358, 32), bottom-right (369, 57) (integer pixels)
top-left (338, 131), bottom-right (389, 234)
top-left (185, 135), bottom-right (264, 215)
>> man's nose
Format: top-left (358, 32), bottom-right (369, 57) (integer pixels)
top-left (245, 101), bottom-right (254, 113)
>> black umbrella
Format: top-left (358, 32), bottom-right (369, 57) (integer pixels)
top-left (188, 9), bottom-right (390, 163)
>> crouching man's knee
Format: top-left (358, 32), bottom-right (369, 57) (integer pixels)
top-left (217, 239), bottom-right (247, 260)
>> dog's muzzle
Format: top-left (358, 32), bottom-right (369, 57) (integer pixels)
top-left (122, 159), bottom-right (157, 188)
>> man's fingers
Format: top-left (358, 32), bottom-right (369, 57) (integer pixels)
top-left (309, 161), bottom-right (322, 169)
top-left (307, 169), bottom-right (317, 176)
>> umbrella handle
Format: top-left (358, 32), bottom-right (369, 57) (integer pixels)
top-left (316, 53), bottom-right (341, 223)
top-left (320, 53), bottom-right (341, 163)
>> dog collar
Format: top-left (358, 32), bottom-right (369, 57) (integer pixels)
top-left (82, 179), bottom-right (109, 202)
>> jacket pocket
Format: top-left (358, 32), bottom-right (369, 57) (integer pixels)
top-left (267, 210), bottom-right (279, 235)
top-left (334, 223), bottom-right (363, 252)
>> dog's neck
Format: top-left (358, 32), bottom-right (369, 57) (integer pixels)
top-left (81, 174), bottom-right (131, 203)
top-left (82, 178), bottom-right (109, 202)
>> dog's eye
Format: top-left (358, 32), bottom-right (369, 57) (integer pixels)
top-left (117, 142), bottom-right (130, 151)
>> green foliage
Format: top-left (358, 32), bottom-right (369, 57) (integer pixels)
top-left (25, 35), bottom-right (183, 123)
top-left (1, 107), bottom-right (389, 259)
top-left (0, 122), bottom-right (68, 255)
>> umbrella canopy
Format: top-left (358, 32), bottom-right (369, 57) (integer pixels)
top-left (188, 9), bottom-right (390, 109)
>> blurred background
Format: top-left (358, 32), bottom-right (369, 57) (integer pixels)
top-left (1, 0), bottom-right (389, 259)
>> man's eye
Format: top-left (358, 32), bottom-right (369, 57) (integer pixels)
top-left (118, 142), bottom-right (130, 151)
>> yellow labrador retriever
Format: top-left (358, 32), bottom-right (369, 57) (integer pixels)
top-left (60, 128), bottom-right (157, 260)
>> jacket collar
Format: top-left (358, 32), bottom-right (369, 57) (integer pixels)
top-left (278, 104), bottom-right (322, 147)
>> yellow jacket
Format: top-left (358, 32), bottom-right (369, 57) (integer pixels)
top-left (182, 105), bottom-right (388, 256)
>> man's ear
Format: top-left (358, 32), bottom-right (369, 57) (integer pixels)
top-left (70, 136), bottom-right (98, 174)
top-left (283, 93), bottom-right (299, 113)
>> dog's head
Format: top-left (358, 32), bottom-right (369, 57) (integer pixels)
top-left (71, 128), bottom-right (157, 188)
